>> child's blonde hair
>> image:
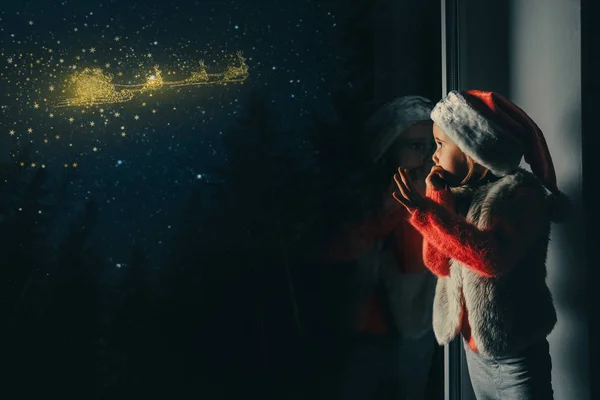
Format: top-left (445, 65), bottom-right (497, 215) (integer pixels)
top-left (460, 155), bottom-right (490, 186)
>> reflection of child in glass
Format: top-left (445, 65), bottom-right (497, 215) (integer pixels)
top-left (324, 96), bottom-right (439, 399)
top-left (393, 90), bottom-right (568, 399)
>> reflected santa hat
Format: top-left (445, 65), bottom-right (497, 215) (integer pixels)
top-left (431, 90), bottom-right (570, 222)
top-left (366, 95), bottom-right (434, 163)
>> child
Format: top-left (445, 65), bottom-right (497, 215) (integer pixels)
top-left (392, 90), bottom-right (568, 399)
top-left (323, 95), bottom-right (439, 399)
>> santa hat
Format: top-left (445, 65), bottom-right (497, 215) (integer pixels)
top-left (366, 95), bottom-right (434, 163)
top-left (431, 90), bottom-right (570, 222)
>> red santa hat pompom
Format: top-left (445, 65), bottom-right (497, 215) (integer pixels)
top-left (431, 90), bottom-right (570, 222)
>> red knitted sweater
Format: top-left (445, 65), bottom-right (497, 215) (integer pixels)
top-left (410, 186), bottom-right (545, 352)
top-left (325, 205), bottom-right (426, 334)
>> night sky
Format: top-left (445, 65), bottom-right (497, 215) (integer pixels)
top-left (0, 0), bottom-right (346, 261)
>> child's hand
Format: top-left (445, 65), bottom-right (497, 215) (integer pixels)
top-left (392, 167), bottom-right (425, 213)
top-left (426, 166), bottom-right (449, 191)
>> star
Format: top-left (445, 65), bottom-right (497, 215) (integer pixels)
top-left (134, 115), bottom-right (140, 120)
top-left (49, 113), bottom-right (54, 118)
top-left (28, 20), bottom-right (34, 26)
top-left (49, 85), bottom-right (55, 91)
top-left (41, 164), bottom-right (46, 169)
top-left (114, 112), bottom-right (121, 117)
top-left (121, 132), bottom-right (127, 137)
top-left (74, 28), bottom-right (78, 32)
top-left (105, 63), bottom-right (110, 68)
top-left (152, 109), bottom-right (157, 114)
top-left (68, 117), bottom-right (74, 123)
top-left (59, 59), bottom-right (64, 63)
top-left (64, 164), bottom-right (68, 168)
top-left (33, 102), bottom-right (39, 109)
top-left (90, 121), bottom-right (95, 126)
top-left (9, 129), bottom-right (15, 135)
top-left (72, 162), bottom-right (78, 168)
top-left (7, 58), bottom-right (13, 64)
top-left (31, 163), bottom-right (36, 167)
top-left (99, 108), bottom-right (105, 113)
top-left (27, 128), bottom-right (33, 133)
top-left (89, 47), bottom-right (96, 53)
top-left (55, 135), bottom-right (60, 139)
top-left (20, 162), bottom-right (25, 167)
top-left (93, 147), bottom-right (98, 152)
top-left (114, 36), bottom-right (121, 41)
top-left (44, 139), bottom-right (48, 143)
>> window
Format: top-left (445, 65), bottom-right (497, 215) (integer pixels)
top-left (0, 0), bottom-right (443, 398)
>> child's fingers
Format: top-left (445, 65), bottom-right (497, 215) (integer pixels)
top-left (392, 191), bottom-right (412, 209)
top-left (399, 169), bottom-right (418, 199)
top-left (402, 168), bottom-right (419, 193)
top-left (396, 175), bottom-right (412, 201)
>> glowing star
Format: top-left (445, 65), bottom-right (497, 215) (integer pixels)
top-left (41, 164), bottom-right (46, 169)
top-left (31, 163), bottom-right (36, 167)
top-left (99, 108), bottom-right (105, 113)
top-left (89, 47), bottom-right (96, 53)
top-left (121, 132), bottom-right (126, 137)
top-left (68, 117), bottom-right (74, 123)
top-left (20, 162), bottom-right (25, 167)
top-left (143, 65), bottom-right (164, 90)
top-left (33, 102), bottom-right (40, 109)
top-left (9, 130), bottom-right (15, 135)
top-left (49, 85), bottom-right (55, 91)
top-left (72, 162), bottom-right (78, 168)
top-left (49, 113), bottom-right (54, 118)
top-left (134, 115), bottom-right (140, 120)
top-left (114, 112), bottom-right (121, 117)
top-left (27, 128), bottom-right (33, 133)
top-left (114, 36), bottom-right (121, 41)
top-left (55, 135), bottom-right (60, 139)
top-left (44, 139), bottom-right (48, 143)
top-left (7, 58), bottom-right (13, 64)
top-left (105, 63), bottom-right (110, 68)
top-left (90, 121), bottom-right (95, 126)
top-left (64, 164), bottom-right (68, 168)
top-left (59, 59), bottom-right (64, 63)
top-left (28, 21), bottom-right (34, 26)
top-left (93, 147), bottom-right (98, 152)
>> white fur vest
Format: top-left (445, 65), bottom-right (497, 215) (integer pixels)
top-left (432, 169), bottom-right (557, 358)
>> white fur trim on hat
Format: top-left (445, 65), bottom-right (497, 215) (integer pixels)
top-left (430, 91), bottom-right (524, 176)
top-left (367, 95), bottom-right (434, 163)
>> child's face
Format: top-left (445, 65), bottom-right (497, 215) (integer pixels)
top-left (393, 121), bottom-right (434, 170)
top-left (432, 123), bottom-right (469, 186)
